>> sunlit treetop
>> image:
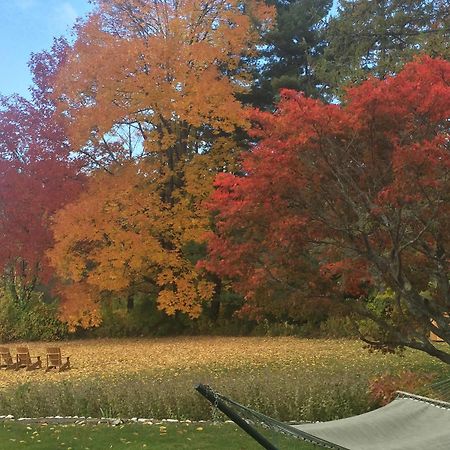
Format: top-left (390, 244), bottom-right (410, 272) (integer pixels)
top-left (54, 0), bottom-right (274, 151)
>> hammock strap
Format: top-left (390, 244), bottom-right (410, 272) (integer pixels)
top-left (195, 384), bottom-right (279, 450)
top-left (195, 384), bottom-right (349, 450)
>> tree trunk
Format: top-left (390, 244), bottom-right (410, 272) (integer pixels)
top-left (209, 277), bottom-right (222, 322)
top-left (127, 293), bottom-right (134, 312)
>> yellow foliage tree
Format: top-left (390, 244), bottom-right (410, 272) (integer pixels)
top-left (49, 0), bottom-right (273, 327)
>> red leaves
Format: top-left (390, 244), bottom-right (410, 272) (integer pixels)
top-left (368, 371), bottom-right (435, 406)
top-left (0, 94), bottom-right (84, 283)
top-left (347, 56), bottom-right (450, 136)
top-left (320, 259), bottom-right (372, 298)
top-left (206, 57), bottom-right (450, 318)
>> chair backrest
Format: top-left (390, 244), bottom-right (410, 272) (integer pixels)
top-left (0, 347), bottom-right (13, 365)
top-left (46, 347), bottom-right (62, 366)
top-left (16, 347), bottom-right (31, 365)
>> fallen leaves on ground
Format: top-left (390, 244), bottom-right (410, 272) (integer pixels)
top-left (0, 337), bottom-right (445, 389)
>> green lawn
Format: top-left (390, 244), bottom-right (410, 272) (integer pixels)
top-left (0, 422), bottom-right (320, 449)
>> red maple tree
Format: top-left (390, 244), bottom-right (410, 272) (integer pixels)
top-left (206, 57), bottom-right (450, 363)
top-left (0, 40), bottom-right (84, 304)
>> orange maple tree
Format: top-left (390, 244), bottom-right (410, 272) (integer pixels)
top-left (48, 0), bottom-right (273, 328)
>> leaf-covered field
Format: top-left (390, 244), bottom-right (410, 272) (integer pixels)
top-left (0, 337), bottom-right (446, 388)
top-left (0, 337), bottom-right (447, 422)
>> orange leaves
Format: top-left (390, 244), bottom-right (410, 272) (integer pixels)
top-left (56, 283), bottom-right (102, 331)
top-left (157, 271), bottom-right (214, 318)
top-left (55, 0), bottom-right (274, 149)
top-left (49, 159), bottom-right (215, 322)
top-left (50, 163), bottom-right (164, 276)
top-left (47, 0), bottom-right (275, 327)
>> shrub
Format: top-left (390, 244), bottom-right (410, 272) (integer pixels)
top-left (0, 291), bottom-right (67, 342)
top-left (0, 295), bottom-right (20, 342)
top-left (368, 370), bottom-right (436, 406)
top-left (93, 294), bottom-right (190, 338)
top-left (16, 301), bottom-right (68, 341)
top-left (319, 316), bottom-right (358, 338)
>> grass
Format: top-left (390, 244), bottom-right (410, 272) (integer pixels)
top-left (0, 337), bottom-right (447, 421)
top-left (0, 422), bottom-right (321, 449)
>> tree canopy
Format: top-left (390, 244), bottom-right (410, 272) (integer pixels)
top-left (47, 0), bottom-right (274, 328)
top-left (317, 0), bottom-right (449, 96)
top-left (247, 0), bottom-right (333, 107)
top-left (0, 38), bottom-right (84, 305)
top-left (206, 57), bottom-right (450, 363)
top-left (0, 0), bottom-right (449, 359)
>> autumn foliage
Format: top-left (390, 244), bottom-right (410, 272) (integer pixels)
top-left (46, 0), bottom-right (273, 328)
top-left (1, 0), bottom-right (450, 365)
top-left (48, 160), bottom-right (215, 328)
top-left (207, 57), bottom-right (450, 363)
top-left (0, 85), bottom-right (83, 302)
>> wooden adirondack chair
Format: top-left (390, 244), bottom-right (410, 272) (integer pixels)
top-left (45, 347), bottom-right (70, 372)
top-left (0, 347), bottom-right (19, 370)
top-left (16, 347), bottom-right (42, 371)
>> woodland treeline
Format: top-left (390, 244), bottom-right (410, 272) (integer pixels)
top-left (0, 0), bottom-right (449, 361)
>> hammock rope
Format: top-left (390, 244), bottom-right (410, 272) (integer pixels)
top-left (196, 377), bottom-right (450, 450)
top-left (196, 384), bottom-right (349, 450)
top-left (423, 376), bottom-right (450, 401)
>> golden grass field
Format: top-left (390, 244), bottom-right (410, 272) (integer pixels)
top-left (0, 336), bottom-right (446, 389)
top-left (0, 337), bottom-right (448, 422)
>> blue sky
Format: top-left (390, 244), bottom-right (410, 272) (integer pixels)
top-left (1, 0), bottom-right (339, 99)
top-left (0, 0), bottom-right (93, 98)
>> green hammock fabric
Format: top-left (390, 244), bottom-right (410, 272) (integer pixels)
top-left (292, 393), bottom-right (450, 450)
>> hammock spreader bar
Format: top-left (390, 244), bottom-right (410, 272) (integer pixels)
top-left (195, 384), bottom-right (349, 450)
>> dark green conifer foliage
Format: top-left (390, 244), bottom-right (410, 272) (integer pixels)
top-left (247, 0), bottom-right (333, 108)
top-left (316, 0), bottom-right (449, 97)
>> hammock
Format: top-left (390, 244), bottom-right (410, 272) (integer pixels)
top-left (195, 383), bottom-right (450, 450)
